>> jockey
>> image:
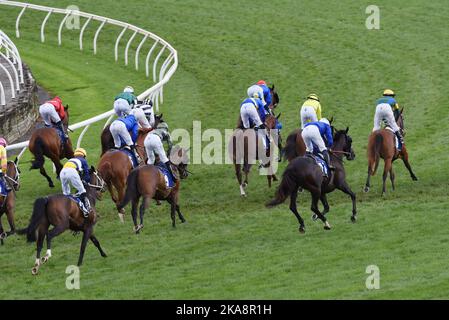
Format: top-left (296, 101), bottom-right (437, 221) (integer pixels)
top-left (144, 119), bottom-right (176, 180)
top-left (60, 148), bottom-right (91, 218)
top-left (373, 89), bottom-right (404, 150)
top-left (135, 98), bottom-right (155, 128)
top-left (302, 118), bottom-right (334, 171)
top-left (129, 107), bottom-right (151, 129)
top-left (114, 86), bottom-right (137, 117)
top-left (39, 96), bottom-right (68, 139)
top-left (0, 138), bottom-right (11, 192)
top-left (256, 80), bottom-right (272, 110)
top-left (109, 113), bottom-right (140, 162)
top-left (300, 93), bottom-right (322, 129)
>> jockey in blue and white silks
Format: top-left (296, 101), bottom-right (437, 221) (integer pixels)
top-left (109, 114), bottom-right (141, 163)
top-left (257, 80), bottom-right (272, 109)
top-left (302, 118), bottom-right (334, 170)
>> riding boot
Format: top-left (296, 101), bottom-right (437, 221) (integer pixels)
top-left (322, 150), bottom-right (335, 170)
top-left (56, 121), bottom-right (68, 140)
top-left (164, 161), bottom-right (178, 182)
top-left (79, 192), bottom-right (91, 218)
top-left (395, 131), bottom-right (404, 151)
top-left (130, 145), bottom-right (142, 164)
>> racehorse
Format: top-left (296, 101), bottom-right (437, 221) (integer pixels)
top-left (364, 108), bottom-right (418, 196)
top-left (230, 113), bottom-right (281, 197)
top-left (0, 159), bottom-right (20, 245)
top-left (97, 126), bottom-right (156, 222)
top-left (29, 106), bottom-right (74, 188)
top-left (18, 167), bottom-right (107, 275)
top-left (266, 128), bottom-right (357, 233)
top-left (117, 147), bottom-right (189, 233)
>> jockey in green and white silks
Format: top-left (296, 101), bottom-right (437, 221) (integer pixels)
top-left (114, 86), bottom-right (137, 117)
top-left (373, 89), bottom-right (404, 150)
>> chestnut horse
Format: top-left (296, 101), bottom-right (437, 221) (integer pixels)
top-left (0, 159), bottom-right (20, 245)
top-left (18, 167), bottom-right (106, 275)
top-left (266, 129), bottom-right (356, 234)
top-left (29, 106), bottom-right (74, 188)
top-left (117, 147), bottom-right (189, 233)
top-left (229, 113), bottom-right (281, 197)
top-left (364, 108), bottom-right (418, 196)
top-left (97, 128), bottom-right (154, 222)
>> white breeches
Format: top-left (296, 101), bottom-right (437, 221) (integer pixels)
top-left (247, 85), bottom-right (265, 105)
top-left (373, 103), bottom-right (399, 132)
top-left (302, 125), bottom-right (326, 153)
top-left (39, 103), bottom-right (61, 126)
top-left (130, 108), bottom-right (151, 129)
top-left (300, 106), bottom-right (318, 129)
top-left (240, 103), bottom-right (262, 129)
top-left (60, 167), bottom-right (85, 196)
top-left (144, 133), bottom-right (169, 164)
top-left (110, 120), bottom-right (132, 148)
top-left (114, 98), bottom-right (131, 117)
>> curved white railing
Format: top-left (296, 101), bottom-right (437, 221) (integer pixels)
top-left (0, 29), bottom-right (24, 106)
top-left (0, 1), bottom-right (178, 159)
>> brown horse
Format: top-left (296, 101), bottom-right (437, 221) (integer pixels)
top-left (284, 129), bottom-right (306, 162)
top-left (18, 167), bottom-right (106, 275)
top-left (97, 128), bottom-right (153, 222)
top-left (29, 106), bottom-right (74, 188)
top-left (229, 113), bottom-right (281, 197)
top-left (0, 159), bottom-right (20, 245)
top-left (266, 129), bottom-right (356, 233)
top-left (117, 147), bottom-right (189, 233)
top-left (364, 108), bottom-right (418, 196)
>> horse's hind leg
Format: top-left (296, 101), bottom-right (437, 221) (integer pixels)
top-left (32, 231), bottom-right (46, 275)
top-left (42, 224), bottom-right (66, 264)
top-left (39, 166), bottom-right (55, 188)
top-left (131, 198), bottom-right (140, 234)
top-left (382, 159), bottom-right (392, 196)
top-left (90, 235), bottom-right (107, 258)
top-left (235, 164), bottom-right (246, 197)
top-left (0, 217), bottom-right (5, 245)
top-left (311, 192), bottom-right (331, 230)
top-left (364, 165), bottom-right (373, 193)
top-left (289, 187), bottom-right (305, 233)
top-left (138, 196), bottom-right (150, 231)
top-left (389, 167), bottom-right (395, 191)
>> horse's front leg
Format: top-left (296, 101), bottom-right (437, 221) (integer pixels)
top-left (311, 192), bottom-right (331, 230)
top-left (401, 148), bottom-right (418, 181)
top-left (234, 164), bottom-right (245, 197)
top-left (32, 231), bottom-right (46, 275)
top-left (0, 217), bottom-right (5, 245)
top-left (289, 187), bottom-right (305, 233)
top-left (39, 166), bottom-right (54, 188)
top-left (336, 181), bottom-right (357, 223)
top-left (90, 234), bottom-right (107, 258)
top-left (6, 199), bottom-right (16, 236)
top-left (77, 226), bottom-right (93, 267)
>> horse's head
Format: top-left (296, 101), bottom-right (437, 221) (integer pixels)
top-left (88, 166), bottom-right (106, 200)
top-left (63, 105), bottom-right (70, 126)
top-left (270, 85), bottom-right (280, 109)
top-left (169, 146), bottom-right (190, 180)
top-left (6, 158), bottom-right (20, 191)
top-left (154, 113), bottom-right (164, 127)
top-left (333, 127), bottom-right (355, 161)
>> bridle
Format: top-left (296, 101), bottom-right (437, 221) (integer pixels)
top-left (88, 171), bottom-right (105, 192)
top-left (5, 161), bottom-right (20, 191)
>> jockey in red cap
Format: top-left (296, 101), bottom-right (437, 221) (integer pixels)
top-left (39, 96), bottom-right (68, 139)
top-left (256, 80), bottom-right (272, 109)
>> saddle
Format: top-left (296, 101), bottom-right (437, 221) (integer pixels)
top-left (385, 127), bottom-right (400, 150)
top-left (155, 162), bottom-right (176, 188)
top-left (66, 195), bottom-right (91, 216)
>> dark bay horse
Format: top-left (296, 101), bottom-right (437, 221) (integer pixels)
top-left (29, 106), bottom-right (74, 188)
top-left (98, 128), bottom-right (152, 222)
top-left (364, 108), bottom-right (418, 196)
top-left (230, 113), bottom-right (281, 197)
top-left (18, 167), bottom-right (107, 275)
top-left (118, 147), bottom-right (189, 233)
top-left (0, 159), bottom-right (20, 245)
top-left (266, 129), bottom-right (357, 233)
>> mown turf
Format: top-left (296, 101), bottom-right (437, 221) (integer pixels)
top-left (0, 0), bottom-right (448, 299)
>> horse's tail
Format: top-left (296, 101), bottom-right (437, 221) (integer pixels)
top-left (117, 168), bottom-right (139, 211)
top-left (30, 137), bottom-right (47, 170)
top-left (266, 167), bottom-right (296, 208)
top-left (17, 197), bottom-right (48, 242)
top-left (371, 133), bottom-right (383, 175)
top-left (284, 130), bottom-right (300, 161)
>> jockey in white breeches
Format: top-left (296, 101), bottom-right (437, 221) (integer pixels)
top-left (240, 87), bottom-right (268, 151)
top-left (301, 118), bottom-right (334, 170)
top-left (113, 86), bottom-right (136, 117)
top-left (39, 103), bottom-right (61, 126)
top-left (130, 108), bottom-right (151, 129)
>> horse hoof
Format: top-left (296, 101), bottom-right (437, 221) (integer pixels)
top-left (241, 193), bottom-right (247, 198)
top-left (49, 183), bottom-right (55, 188)
top-left (324, 222), bottom-right (331, 230)
top-left (364, 186), bottom-right (370, 193)
top-left (412, 176), bottom-right (418, 181)
top-left (242, 182), bottom-right (248, 188)
top-left (41, 256), bottom-right (49, 264)
top-left (101, 253), bottom-right (108, 258)
top-left (298, 226), bottom-right (305, 234)
top-left (31, 267), bottom-right (39, 275)
top-left (0, 232), bottom-right (6, 240)
top-left (351, 215), bottom-right (357, 223)
top-left (311, 214), bottom-right (318, 221)
top-left (118, 213), bottom-right (125, 223)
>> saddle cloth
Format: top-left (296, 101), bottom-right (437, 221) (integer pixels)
top-left (120, 148), bottom-right (139, 168)
top-left (66, 195), bottom-right (90, 215)
top-left (53, 126), bottom-right (67, 145)
top-left (0, 179), bottom-right (9, 197)
top-left (307, 154), bottom-right (329, 177)
top-left (156, 163), bottom-right (175, 188)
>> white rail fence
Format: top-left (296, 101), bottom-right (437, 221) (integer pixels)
top-left (0, 29), bottom-right (25, 106)
top-left (0, 1), bottom-right (178, 160)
